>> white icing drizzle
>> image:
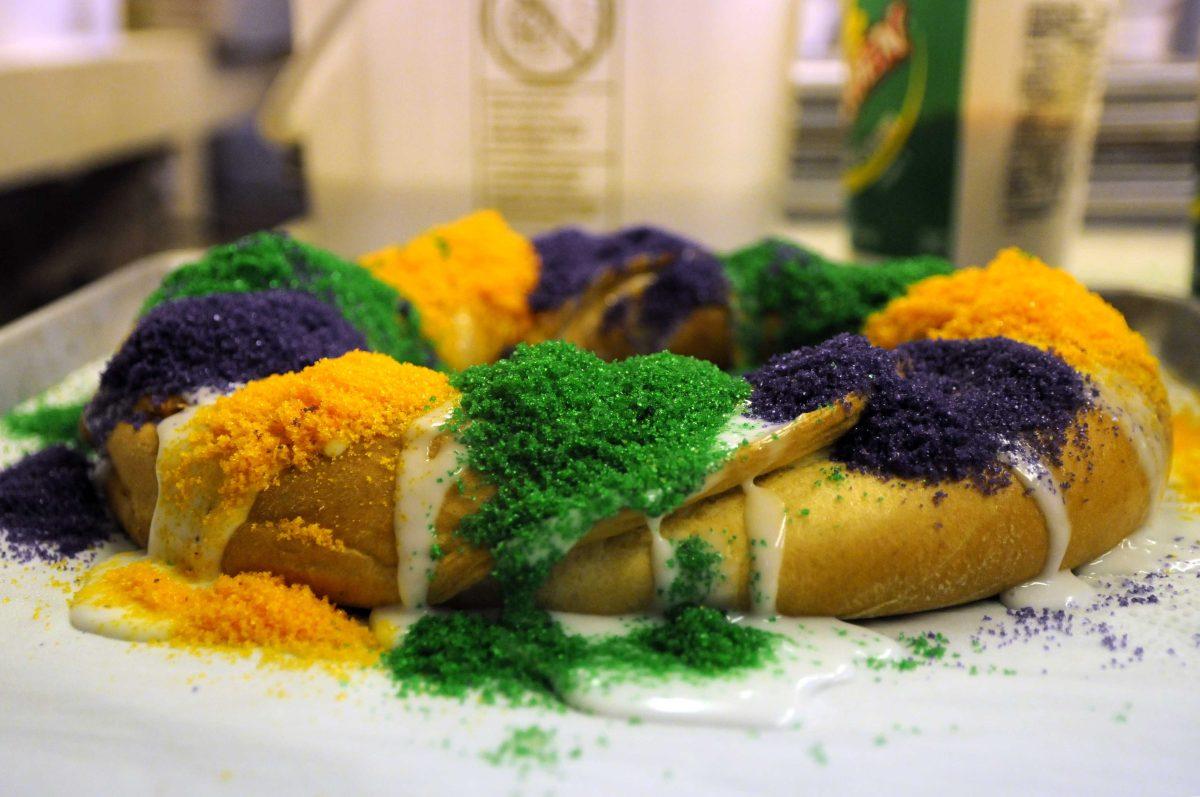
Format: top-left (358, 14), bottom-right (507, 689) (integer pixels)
top-left (368, 604), bottom-right (432, 648)
top-left (1000, 568), bottom-right (1094, 611)
top-left (1092, 381), bottom-right (1169, 511)
top-left (1000, 373), bottom-right (1170, 606)
top-left (742, 478), bottom-right (788, 615)
top-left (181, 383), bottom-right (242, 407)
top-left (644, 412), bottom-right (791, 612)
top-left (646, 480), bottom-right (789, 614)
top-left (367, 607), bottom-right (901, 729)
top-left (643, 409), bottom-right (797, 614)
top-left (69, 553), bottom-right (175, 642)
top-left (394, 406), bottom-right (464, 609)
top-left (716, 413), bottom-right (784, 452)
top-left (555, 612), bottom-right (900, 729)
top-left (998, 446), bottom-right (1093, 610)
top-left (147, 396), bottom-right (256, 579)
top-left (646, 516), bottom-right (677, 609)
top-left (1071, 372), bottom-right (1186, 579)
top-left (1078, 489), bottom-right (1200, 577)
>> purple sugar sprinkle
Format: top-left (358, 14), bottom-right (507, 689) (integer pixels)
top-left (529, 227), bottom-right (598, 310)
top-left (745, 334), bottom-right (894, 423)
top-left (85, 289), bottom-right (366, 446)
top-left (967, 572), bottom-right (1185, 671)
top-left (0, 446), bottom-right (112, 562)
top-left (834, 338), bottom-right (1088, 491)
top-left (636, 246), bottom-right (730, 341)
top-left (530, 226), bottom-right (729, 341)
top-left (746, 336), bottom-right (1087, 491)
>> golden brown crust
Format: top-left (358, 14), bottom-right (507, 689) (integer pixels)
top-left (528, 255), bottom-right (734, 366)
top-left (427, 398), bottom-right (864, 604)
top-left (102, 399), bottom-right (859, 605)
top-left (104, 422), bottom-right (159, 546)
top-left (541, 406), bottom-right (1153, 618)
top-left (107, 421), bottom-right (405, 606)
top-left (225, 437), bottom-right (401, 606)
top-left (102, 398), bottom-right (1162, 616)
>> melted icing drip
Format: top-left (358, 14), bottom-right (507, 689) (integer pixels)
top-left (394, 406), bottom-right (463, 609)
top-left (1000, 569), bottom-right (1094, 610)
top-left (69, 552), bottom-right (175, 642)
top-left (367, 608), bottom-right (901, 729)
top-left (369, 604), bottom-right (431, 648)
top-left (1078, 489), bottom-right (1200, 577)
top-left (555, 613), bottom-right (899, 729)
top-left (999, 446), bottom-right (1093, 609)
top-left (742, 479), bottom-right (788, 615)
top-left (1094, 380), bottom-right (1169, 513)
top-left (646, 516), bottom-right (676, 609)
top-left (147, 395), bottom-right (256, 578)
top-left (644, 414), bottom-right (797, 612)
top-left (1075, 371), bottom-right (1192, 578)
top-left (1002, 373), bottom-right (1172, 604)
top-left (716, 414), bottom-right (783, 451)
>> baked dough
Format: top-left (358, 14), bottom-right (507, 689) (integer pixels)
top-left (97, 247), bottom-right (1171, 618)
top-left (102, 377), bottom-right (1163, 617)
top-left (529, 254), bottom-right (734, 367)
top-left (542, 405), bottom-right (1154, 617)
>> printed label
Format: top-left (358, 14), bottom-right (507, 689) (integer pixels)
top-left (951, 0), bottom-right (1111, 267)
top-left (1004, 2), bottom-right (1108, 224)
top-left (473, 0), bottom-right (621, 229)
top-left (842, 0), bottom-right (970, 258)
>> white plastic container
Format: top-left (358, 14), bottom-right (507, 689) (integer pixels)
top-left (953, 0), bottom-right (1115, 268)
top-left (264, 0), bottom-right (798, 250)
top-left (843, 0), bottom-right (1114, 268)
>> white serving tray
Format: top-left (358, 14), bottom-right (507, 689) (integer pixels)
top-left (0, 259), bottom-right (1197, 796)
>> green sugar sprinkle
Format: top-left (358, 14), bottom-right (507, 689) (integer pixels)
top-left (450, 341), bottom-right (749, 605)
top-left (605, 604), bottom-right (778, 677)
top-left (142, 231), bottom-right (439, 368)
top-left (381, 610), bottom-right (583, 706)
top-left (808, 742), bottom-right (829, 766)
top-left (381, 606), bottom-right (781, 707)
top-left (482, 725), bottom-right (560, 772)
top-left (902, 631), bottom-right (948, 660)
top-left (2, 399), bottom-right (88, 448)
top-left (865, 632), bottom-right (950, 672)
top-left (663, 536), bottom-right (724, 608)
top-left (722, 239), bottom-right (952, 369)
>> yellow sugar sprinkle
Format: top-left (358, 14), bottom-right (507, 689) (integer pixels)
top-left (270, 517), bottom-right (347, 553)
top-left (77, 559), bottom-right (379, 665)
top-left (864, 248), bottom-right (1167, 414)
top-left (1172, 408), bottom-right (1200, 511)
top-left (360, 210), bottom-right (539, 370)
top-left (164, 351), bottom-right (454, 505)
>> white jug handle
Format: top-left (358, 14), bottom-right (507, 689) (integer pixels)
top-left (257, 0), bottom-right (363, 144)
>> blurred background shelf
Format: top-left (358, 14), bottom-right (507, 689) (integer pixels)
top-left (0, 0), bottom-right (297, 324)
top-left (0, 0), bottom-right (1195, 326)
top-left (787, 58), bottom-right (1198, 222)
top-left (0, 30), bottom-right (274, 188)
